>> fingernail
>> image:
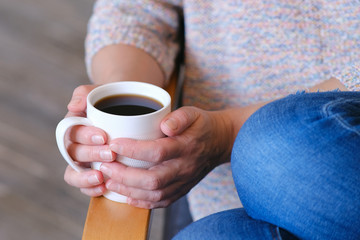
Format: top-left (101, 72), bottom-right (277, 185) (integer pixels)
top-left (100, 149), bottom-right (113, 161)
top-left (110, 143), bottom-right (123, 154)
top-left (88, 174), bottom-right (100, 185)
top-left (69, 96), bottom-right (82, 106)
top-left (164, 118), bottom-right (178, 131)
top-left (127, 198), bottom-right (138, 206)
top-left (92, 135), bottom-right (105, 144)
top-left (95, 186), bottom-right (104, 194)
top-left (106, 181), bottom-right (119, 192)
top-left (100, 165), bottom-right (112, 178)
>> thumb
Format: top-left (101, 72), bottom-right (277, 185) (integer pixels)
top-left (161, 106), bottom-right (200, 136)
top-left (67, 85), bottom-right (97, 113)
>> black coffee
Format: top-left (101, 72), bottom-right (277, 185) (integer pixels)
top-left (94, 94), bottom-right (163, 116)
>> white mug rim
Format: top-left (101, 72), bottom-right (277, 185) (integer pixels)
top-left (86, 81), bottom-right (171, 119)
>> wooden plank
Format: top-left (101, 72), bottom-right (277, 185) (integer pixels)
top-left (82, 197), bottom-right (151, 240)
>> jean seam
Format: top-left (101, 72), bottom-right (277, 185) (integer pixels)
top-left (270, 226), bottom-right (282, 240)
top-left (322, 98), bottom-right (360, 136)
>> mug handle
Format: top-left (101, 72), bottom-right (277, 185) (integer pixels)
top-left (56, 117), bottom-right (93, 172)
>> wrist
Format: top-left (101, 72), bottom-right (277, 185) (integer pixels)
top-left (221, 102), bottom-right (269, 151)
top-left (210, 110), bottom-right (236, 164)
top-left (308, 77), bottom-right (348, 92)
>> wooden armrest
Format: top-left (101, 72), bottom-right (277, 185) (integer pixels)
top-left (82, 68), bottom-right (183, 240)
top-left (82, 197), bottom-right (151, 240)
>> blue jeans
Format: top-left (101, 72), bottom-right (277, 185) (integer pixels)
top-left (174, 91), bottom-right (360, 240)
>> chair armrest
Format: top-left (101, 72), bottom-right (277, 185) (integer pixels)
top-left (82, 197), bottom-right (151, 240)
top-left (82, 69), bottom-right (183, 240)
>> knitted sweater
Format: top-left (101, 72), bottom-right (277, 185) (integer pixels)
top-left (85, 0), bottom-right (360, 220)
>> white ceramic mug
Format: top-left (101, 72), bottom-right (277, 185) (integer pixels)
top-left (56, 81), bottom-right (171, 202)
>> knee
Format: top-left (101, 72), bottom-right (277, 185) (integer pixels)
top-left (231, 92), bottom-right (360, 181)
top-left (230, 95), bottom-right (300, 181)
top-left (230, 92), bottom-right (360, 239)
top-left (230, 93), bottom-right (325, 214)
top-left (230, 98), bottom-right (293, 212)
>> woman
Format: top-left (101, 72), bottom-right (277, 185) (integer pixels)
top-left (62, 1), bottom-right (360, 238)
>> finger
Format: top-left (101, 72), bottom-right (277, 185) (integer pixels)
top-left (105, 161), bottom-right (206, 204)
top-left (126, 184), bottom-right (193, 209)
top-left (109, 137), bottom-right (184, 163)
top-left (105, 179), bottom-right (183, 209)
top-left (67, 143), bottom-right (116, 163)
top-left (100, 161), bottom-right (179, 190)
top-left (67, 85), bottom-right (97, 113)
top-left (65, 111), bottom-right (86, 118)
top-left (80, 184), bottom-right (106, 197)
top-left (105, 177), bottom-right (188, 203)
top-left (161, 106), bottom-right (200, 137)
top-left (64, 165), bottom-right (104, 188)
top-left (67, 125), bottom-right (107, 145)
top-left (127, 195), bottom-right (179, 209)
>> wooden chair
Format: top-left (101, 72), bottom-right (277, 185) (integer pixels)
top-left (82, 66), bottom-right (184, 240)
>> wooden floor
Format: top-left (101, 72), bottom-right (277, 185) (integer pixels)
top-left (0, 0), bottom-right (164, 239)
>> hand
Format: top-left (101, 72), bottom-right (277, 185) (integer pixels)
top-left (63, 85), bottom-right (116, 196)
top-left (100, 106), bottom-right (234, 208)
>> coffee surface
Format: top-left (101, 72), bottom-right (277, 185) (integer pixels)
top-left (94, 94), bottom-right (163, 116)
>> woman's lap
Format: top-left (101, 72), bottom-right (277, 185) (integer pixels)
top-left (175, 91), bottom-right (360, 240)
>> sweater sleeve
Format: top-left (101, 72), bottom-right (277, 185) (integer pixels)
top-left (333, 63), bottom-right (360, 91)
top-left (85, 0), bottom-right (182, 82)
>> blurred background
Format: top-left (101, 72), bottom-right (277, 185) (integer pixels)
top-left (0, 0), bottom-right (164, 239)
